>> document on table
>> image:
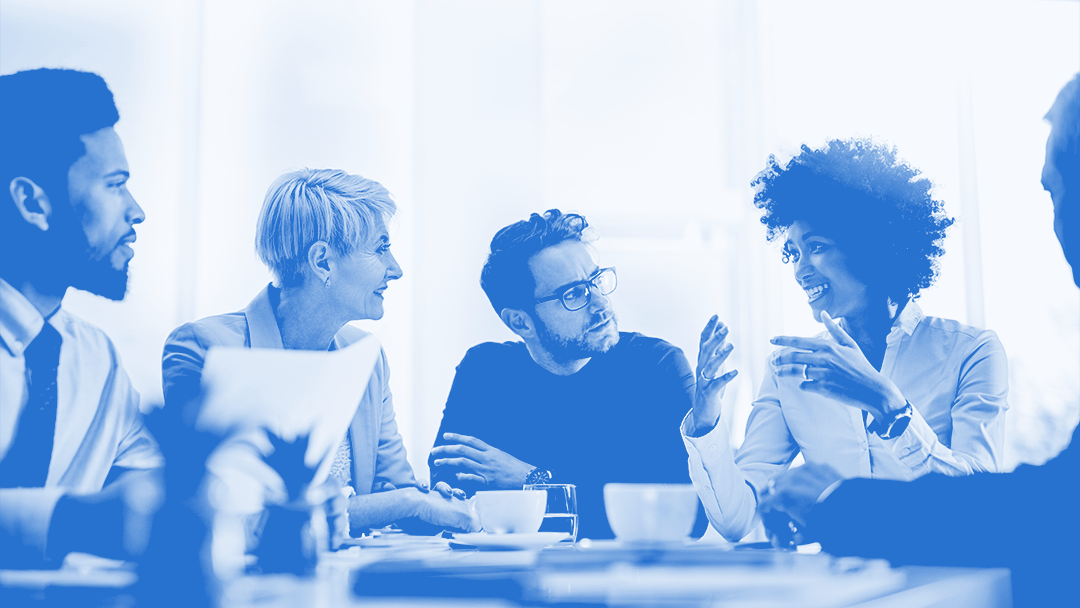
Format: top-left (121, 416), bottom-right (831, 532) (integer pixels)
top-left (197, 335), bottom-right (382, 486)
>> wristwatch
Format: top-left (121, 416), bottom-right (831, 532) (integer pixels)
top-left (869, 401), bottom-right (914, 440)
top-left (524, 468), bottom-right (552, 486)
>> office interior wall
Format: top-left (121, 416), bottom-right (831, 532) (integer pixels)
top-left (2, 0), bottom-right (1077, 477)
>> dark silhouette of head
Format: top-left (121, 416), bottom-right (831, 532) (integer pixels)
top-left (1043, 73), bottom-right (1080, 288)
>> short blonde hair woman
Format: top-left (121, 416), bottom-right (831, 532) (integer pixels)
top-left (163, 168), bottom-right (476, 536)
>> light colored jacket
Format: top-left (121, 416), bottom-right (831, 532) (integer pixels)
top-left (161, 284), bottom-right (416, 495)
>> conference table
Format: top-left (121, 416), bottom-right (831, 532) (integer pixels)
top-left (217, 531), bottom-right (1011, 608)
top-left (1, 532), bottom-right (1012, 607)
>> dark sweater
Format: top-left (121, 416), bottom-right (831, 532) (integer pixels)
top-left (429, 332), bottom-right (704, 540)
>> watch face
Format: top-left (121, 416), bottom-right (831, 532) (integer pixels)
top-left (526, 469), bottom-right (551, 485)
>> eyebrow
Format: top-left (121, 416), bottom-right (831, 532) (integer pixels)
top-left (784, 230), bottom-right (826, 248)
top-left (104, 170), bottom-right (130, 180)
top-left (548, 266), bottom-right (602, 296)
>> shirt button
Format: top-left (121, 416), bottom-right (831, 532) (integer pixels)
top-left (709, 444), bottom-right (718, 452)
top-left (703, 485), bottom-right (712, 492)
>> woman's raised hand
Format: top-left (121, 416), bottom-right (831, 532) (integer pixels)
top-left (770, 311), bottom-right (907, 421)
top-left (690, 315), bottom-right (738, 437)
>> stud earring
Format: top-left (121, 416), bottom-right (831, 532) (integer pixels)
top-left (324, 277), bottom-right (332, 288)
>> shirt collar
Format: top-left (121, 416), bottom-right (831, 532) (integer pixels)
top-left (243, 284), bottom-right (285, 349)
top-left (892, 300), bottom-right (924, 337)
top-left (0, 277), bottom-right (47, 358)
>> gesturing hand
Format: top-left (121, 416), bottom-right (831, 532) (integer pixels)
top-left (689, 315), bottom-right (739, 436)
top-left (430, 433), bottom-right (535, 489)
top-left (770, 311), bottom-right (906, 422)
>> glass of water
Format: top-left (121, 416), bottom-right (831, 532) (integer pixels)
top-left (523, 483), bottom-right (578, 543)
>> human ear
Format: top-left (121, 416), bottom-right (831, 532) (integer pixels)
top-left (499, 308), bottom-right (535, 339)
top-left (8, 177), bottom-right (52, 231)
top-left (306, 241), bottom-right (333, 285)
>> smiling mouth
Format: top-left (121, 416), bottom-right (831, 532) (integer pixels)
top-left (805, 283), bottom-right (830, 303)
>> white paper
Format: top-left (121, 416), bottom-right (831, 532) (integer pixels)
top-left (197, 335), bottom-right (382, 485)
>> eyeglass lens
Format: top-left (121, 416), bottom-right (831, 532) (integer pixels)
top-left (561, 269), bottom-right (616, 311)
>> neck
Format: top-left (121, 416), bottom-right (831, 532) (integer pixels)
top-left (523, 340), bottom-right (591, 376)
top-left (5, 275), bottom-right (66, 319)
top-left (273, 284), bottom-right (346, 351)
top-left (842, 298), bottom-right (905, 364)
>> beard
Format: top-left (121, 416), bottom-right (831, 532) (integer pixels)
top-left (533, 310), bottom-right (619, 363)
top-left (70, 252), bottom-right (130, 301)
top-left (39, 215), bottom-right (130, 301)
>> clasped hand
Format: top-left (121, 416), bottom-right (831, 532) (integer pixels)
top-left (431, 433), bottom-right (534, 489)
top-left (770, 311), bottom-right (906, 422)
top-left (758, 461), bottom-right (845, 548)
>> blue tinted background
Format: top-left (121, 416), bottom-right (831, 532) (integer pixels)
top-left (1, 0), bottom-right (1076, 488)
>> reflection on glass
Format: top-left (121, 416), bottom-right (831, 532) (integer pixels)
top-left (524, 484), bottom-right (578, 542)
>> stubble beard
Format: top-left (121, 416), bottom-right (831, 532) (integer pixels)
top-left (534, 311), bottom-right (619, 364)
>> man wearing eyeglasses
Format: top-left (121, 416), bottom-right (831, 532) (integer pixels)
top-left (428, 209), bottom-right (707, 540)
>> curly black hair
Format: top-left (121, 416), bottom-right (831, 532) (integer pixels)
top-left (480, 209), bottom-right (589, 315)
top-left (752, 139), bottom-right (954, 303)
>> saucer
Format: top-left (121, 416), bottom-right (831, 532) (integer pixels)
top-left (450, 532), bottom-right (571, 550)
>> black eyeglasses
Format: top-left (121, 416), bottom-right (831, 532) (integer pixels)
top-left (535, 267), bottom-right (617, 312)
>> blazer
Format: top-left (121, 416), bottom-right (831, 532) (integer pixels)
top-left (161, 285), bottom-right (416, 495)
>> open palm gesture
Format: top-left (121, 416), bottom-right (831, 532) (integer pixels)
top-left (770, 311), bottom-right (907, 422)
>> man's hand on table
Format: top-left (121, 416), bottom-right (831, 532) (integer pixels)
top-left (430, 433), bottom-right (535, 489)
top-left (758, 462), bottom-right (845, 548)
top-left (47, 468), bottom-right (165, 560)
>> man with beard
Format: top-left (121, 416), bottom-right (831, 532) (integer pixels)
top-left (0, 69), bottom-right (163, 566)
top-left (429, 210), bottom-right (721, 539)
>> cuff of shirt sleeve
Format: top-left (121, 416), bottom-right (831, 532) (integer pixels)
top-left (680, 410), bottom-right (758, 541)
top-left (0, 488), bottom-right (66, 558)
top-left (681, 409), bottom-right (727, 445)
top-left (883, 407), bottom-right (938, 473)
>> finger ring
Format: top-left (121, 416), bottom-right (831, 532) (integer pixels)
top-left (700, 369), bottom-right (719, 382)
top-left (802, 365), bottom-right (809, 381)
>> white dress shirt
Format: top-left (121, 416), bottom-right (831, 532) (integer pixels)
top-left (682, 302), bottom-right (1009, 542)
top-left (0, 278), bottom-right (163, 559)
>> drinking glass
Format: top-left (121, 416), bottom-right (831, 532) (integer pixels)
top-left (523, 483), bottom-right (578, 542)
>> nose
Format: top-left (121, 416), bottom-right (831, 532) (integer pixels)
top-left (127, 191), bottom-right (145, 226)
top-left (793, 255), bottom-right (815, 284)
top-left (587, 283), bottom-right (612, 312)
top-left (385, 250), bottom-right (403, 281)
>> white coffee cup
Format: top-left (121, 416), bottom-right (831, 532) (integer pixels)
top-left (603, 483), bottom-right (699, 542)
top-left (473, 490), bottom-right (546, 534)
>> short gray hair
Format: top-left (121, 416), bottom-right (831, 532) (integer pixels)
top-left (255, 168), bottom-right (396, 287)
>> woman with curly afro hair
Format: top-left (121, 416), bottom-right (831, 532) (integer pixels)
top-left (680, 139), bottom-right (1010, 543)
